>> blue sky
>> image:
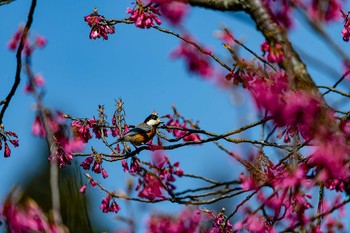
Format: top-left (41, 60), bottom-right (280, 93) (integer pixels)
top-left (1, 0), bottom-right (350, 232)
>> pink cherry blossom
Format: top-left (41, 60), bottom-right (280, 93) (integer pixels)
top-left (84, 10), bottom-right (115, 40)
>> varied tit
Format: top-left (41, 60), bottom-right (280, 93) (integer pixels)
top-left (116, 114), bottom-right (163, 146)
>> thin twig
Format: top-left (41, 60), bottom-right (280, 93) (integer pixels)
top-left (0, 0), bottom-right (37, 124)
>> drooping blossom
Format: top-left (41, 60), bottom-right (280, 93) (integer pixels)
top-left (1, 194), bottom-right (61, 233)
top-left (146, 208), bottom-right (202, 233)
top-left (71, 119), bottom-right (93, 143)
top-left (8, 26), bottom-right (23, 50)
top-left (261, 41), bottom-right (284, 64)
top-left (24, 74), bottom-right (45, 93)
top-left (122, 152), bottom-right (183, 201)
top-left (8, 26), bottom-right (47, 55)
top-left (79, 184), bottom-right (87, 194)
top-left (31, 111), bottom-right (85, 167)
top-left (171, 38), bottom-right (214, 78)
top-left (263, 0), bottom-right (294, 28)
top-left (0, 129), bottom-right (19, 158)
top-left (164, 110), bottom-right (202, 142)
top-left (4, 143), bottom-right (11, 158)
top-left (309, 0), bottom-right (342, 22)
top-left (84, 8), bottom-right (115, 40)
top-left (155, 0), bottom-right (188, 25)
top-left (127, 1), bottom-right (162, 28)
top-left (35, 36), bottom-right (47, 47)
top-left (341, 10), bottom-right (350, 41)
top-left (80, 157), bottom-right (94, 170)
top-left (308, 134), bottom-right (350, 191)
top-left (100, 195), bottom-right (120, 213)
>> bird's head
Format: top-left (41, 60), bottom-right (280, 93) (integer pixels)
top-left (144, 113), bottom-right (162, 126)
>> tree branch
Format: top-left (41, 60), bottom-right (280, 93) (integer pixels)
top-left (188, 0), bottom-right (318, 93)
top-left (0, 0), bottom-right (37, 124)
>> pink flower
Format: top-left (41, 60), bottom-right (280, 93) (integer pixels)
top-left (80, 157), bottom-right (93, 170)
top-left (4, 143), bottom-right (11, 157)
top-left (309, 0), bottom-right (342, 22)
top-left (100, 195), bottom-right (120, 213)
top-left (84, 10), bottom-right (115, 40)
top-left (89, 179), bottom-right (97, 187)
top-left (239, 173), bottom-right (258, 191)
top-left (171, 39), bottom-right (214, 78)
top-left (209, 211), bottom-right (233, 233)
top-left (261, 41), bottom-right (284, 63)
top-left (121, 159), bottom-right (129, 172)
top-left (24, 74), bottom-right (45, 93)
top-left (35, 36), bottom-right (47, 47)
top-left (92, 161), bottom-right (102, 173)
top-left (2, 195), bottom-right (59, 232)
top-left (245, 214), bottom-right (265, 232)
top-left (264, 0), bottom-right (294, 28)
top-left (341, 10), bottom-right (350, 42)
top-left (71, 120), bottom-right (93, 143)
top-left (138, 173), bottom-right (163, 200)
top-left (79, 184), bottom-right (87, 194)
top-left (127, 2), bottom-right (162, 29)
top-left (157, 0), bottom-right (188, 25)
top-left (7, 26), bottom-right (23, 51)
top-left (9, 139), bottom-right (19, 148)
top-left (32, 115), bottom-right (46, 137)
top-left (340, 119), bottom-right (350, 138)
top-left (309, 134), bottom-right (350, 183)
top-left (100, 195), bottom-right (111, 213)
top-left (146, 208), bottom-right (202, 233)
top-left (102, 168), bottom-right (108, 178)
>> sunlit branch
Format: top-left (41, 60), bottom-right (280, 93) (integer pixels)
top-left (321, 69), bottom-right (350, 96)
top-left (319, 86), bottom-right (350, 97)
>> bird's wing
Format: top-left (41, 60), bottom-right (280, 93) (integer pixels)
top-left (123, 124), bottom-right (152, 137)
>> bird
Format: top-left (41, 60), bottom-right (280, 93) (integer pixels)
top-left (114, 113), bottom-right (163, 146)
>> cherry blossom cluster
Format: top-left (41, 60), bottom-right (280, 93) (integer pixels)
top-left (34, 111), bottom-right (85, 168)
top-left (236, 150), bottom-right (348, 232)
top-left (80, 152), bottom-right (109, 179)
top-left (122, 151), bottom-right (183, 200)
top-left (126, 1), bottom-right (162, 28)
top-left (8, 26), bottom-right (46, 56)
top-left (226, 60), bottom-right (350, 190)
top-left (1, 193), bottom-right (60, 233)
top-left (205, 210), bottom-right (234, 233)
top-left (79, 174), bottom-right (120, 214)
top-left (171, 38), bottom-right (214, 78)
top-left (308, 0), bottom-right (342, 22)
top-left (224, 59), bottom-right (254, 88)
top-left (114, 208), bottom-right (235, 233)
top-left (152, 0), bottom-right (188, 25)
top-left (8, 27), bottom-right (47, 94)
top-left (0, 126), bottom-right (18, 158)
top-left (24, 74), bottom-right (45, 94)
top-left (84, 8), bottom-right (115, 40)
top-left (146, 208), bottom-right (202, 232)
top-left (164, 108), bottom-right (201, 142)
top-left (261, 41), bottom-right (284, 64)
top-left (263, 0), bottom-right (294, 28)
top-left (100, 195), bottom-right (120, 213)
